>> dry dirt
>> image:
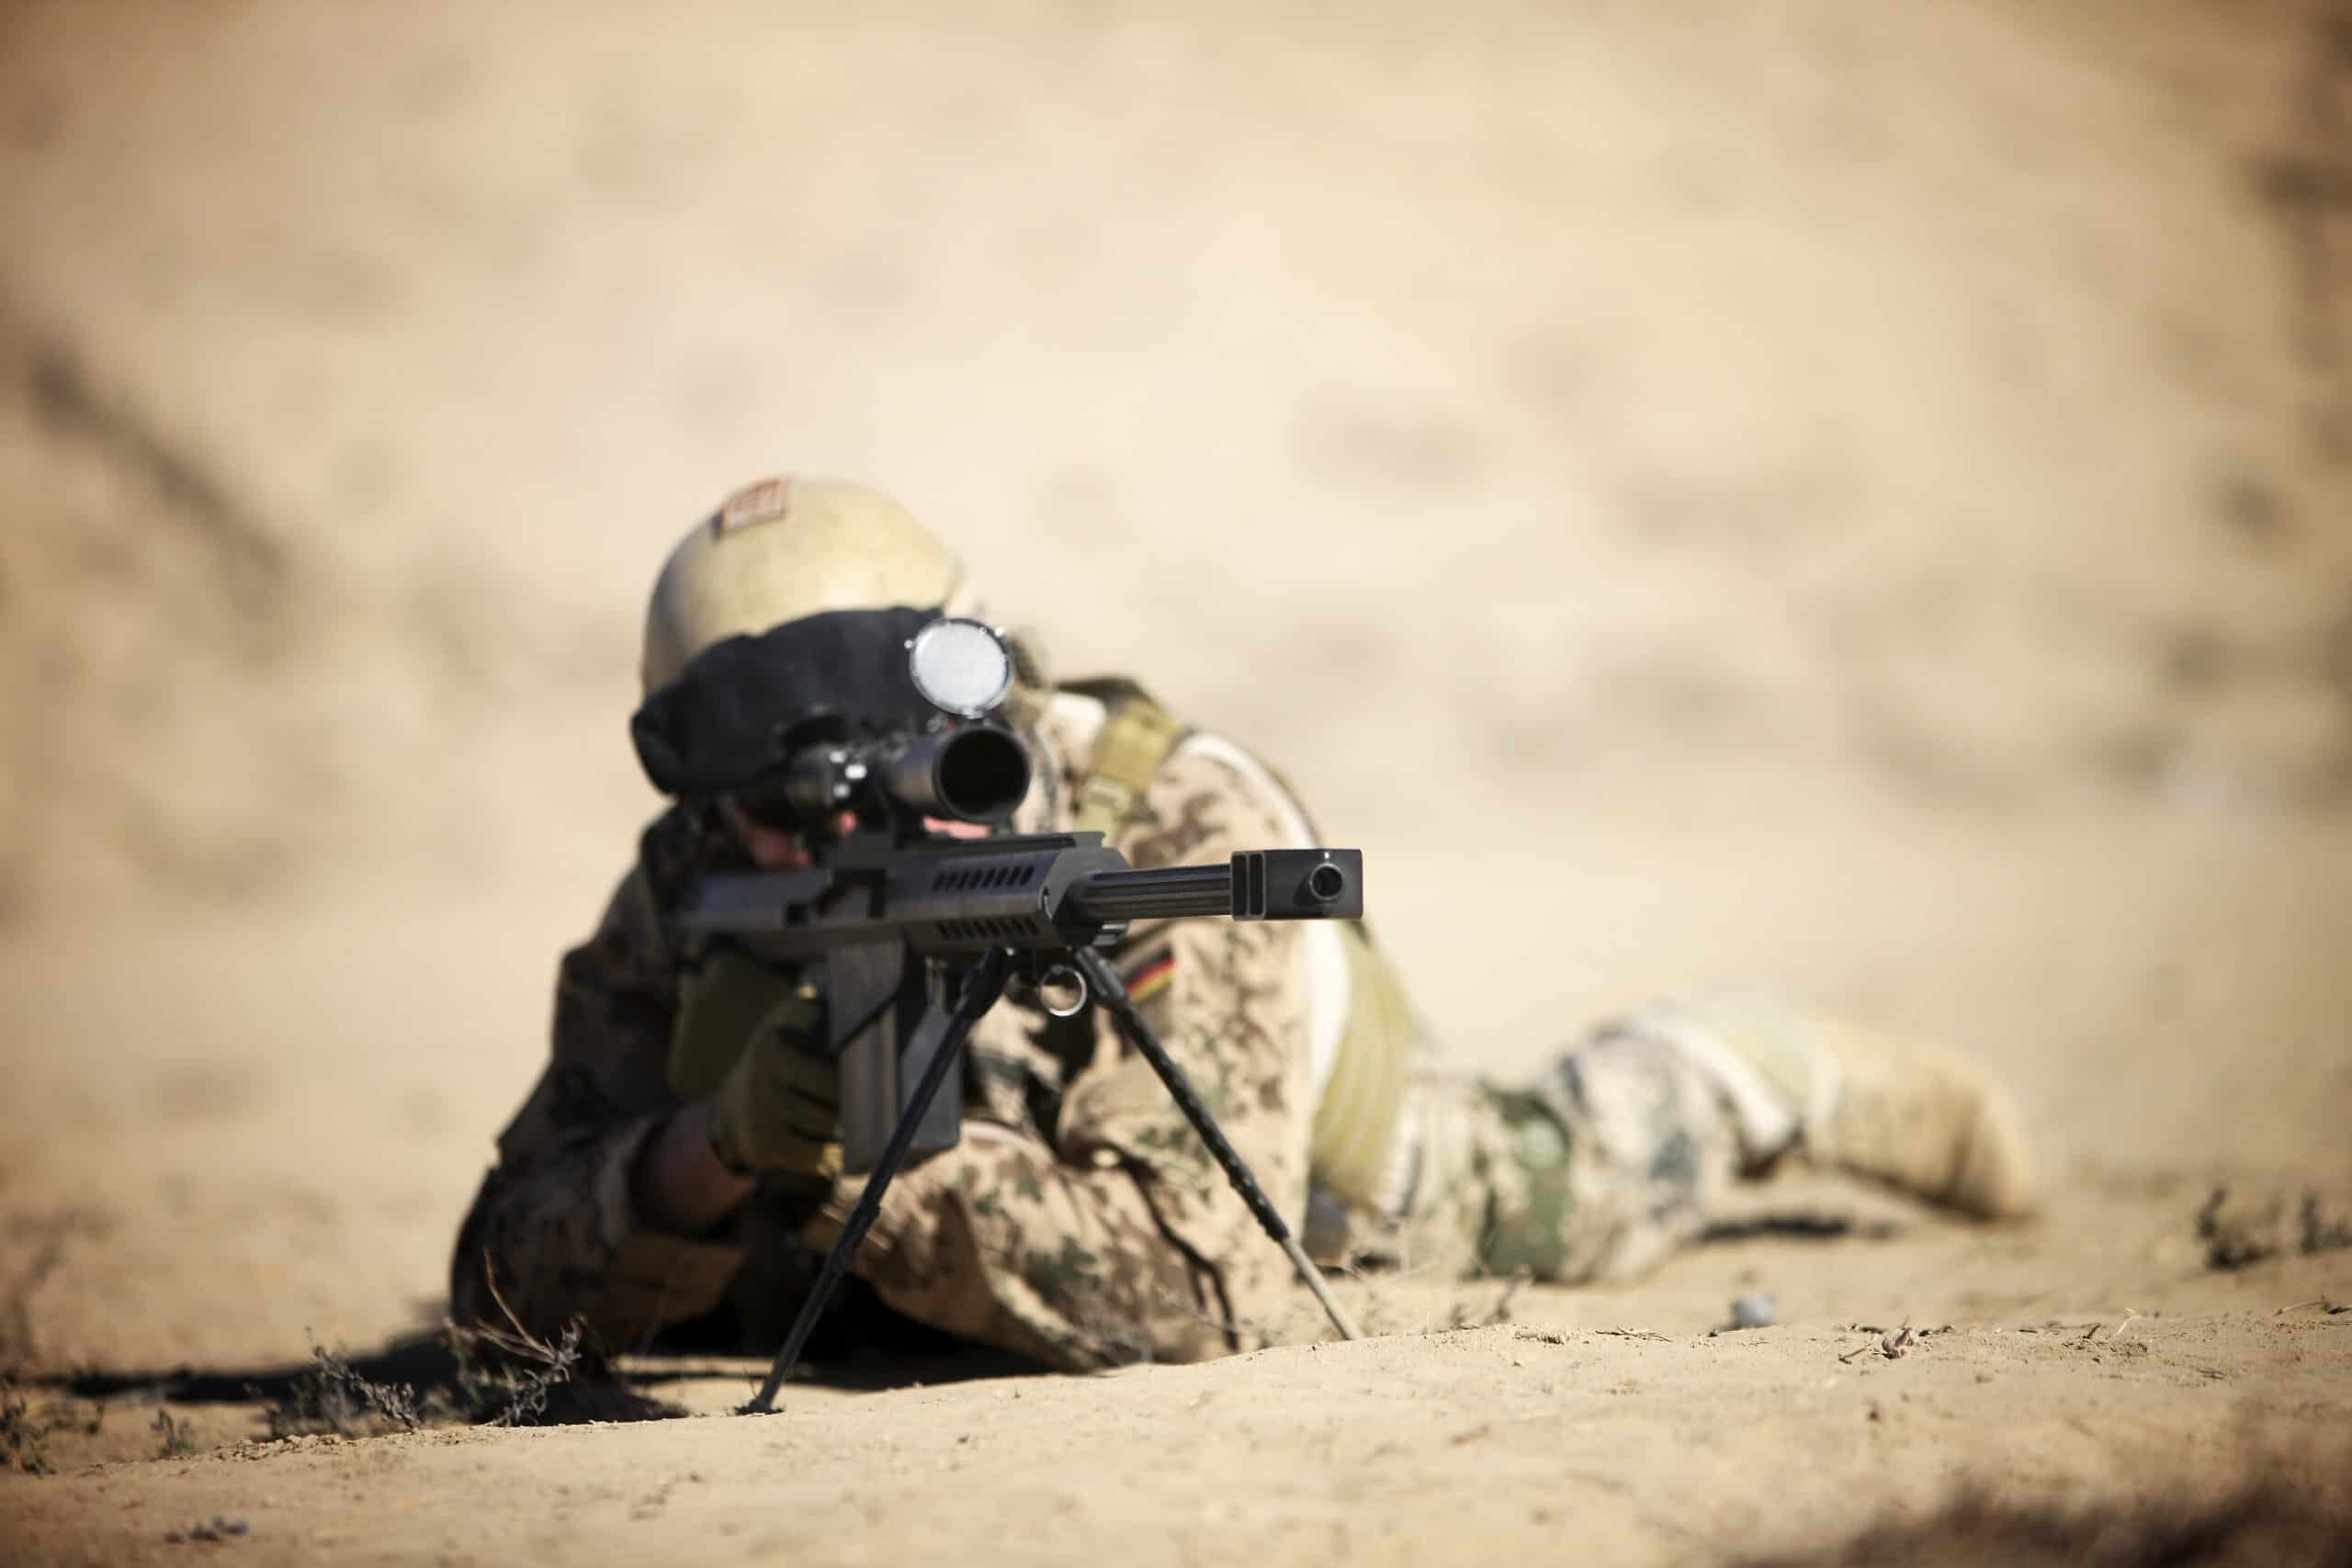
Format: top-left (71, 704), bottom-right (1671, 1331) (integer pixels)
top-left (3, 1), bottom-right (2350, 1563)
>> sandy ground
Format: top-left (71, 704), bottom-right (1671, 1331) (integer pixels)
top-left (3, 0), bottom-right (2351, 1562)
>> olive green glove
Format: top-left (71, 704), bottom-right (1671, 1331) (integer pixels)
top-left (670, 943), bottom-right (841, 1181)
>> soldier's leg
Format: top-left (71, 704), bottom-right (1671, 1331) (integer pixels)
top-left (1394, 993), bottom-right (2035, 1283)
top-left (1393, 1026), bottom-right (1748, 1283)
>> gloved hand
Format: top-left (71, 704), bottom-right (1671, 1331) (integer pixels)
top-left (707, 999), bottom-right (842, 1180)
top-left (669, 943), bottom-right (841, 1181)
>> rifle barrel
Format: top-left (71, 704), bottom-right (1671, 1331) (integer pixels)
top-left (1067, 863), bottom-right (1230, 922)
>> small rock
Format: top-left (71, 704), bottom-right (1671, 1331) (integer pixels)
top-left (1728, 1292), bottom-right (1776, 1330)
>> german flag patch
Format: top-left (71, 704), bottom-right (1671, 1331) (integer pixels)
top-left (1119, 943), bottom-right (1176, 1004)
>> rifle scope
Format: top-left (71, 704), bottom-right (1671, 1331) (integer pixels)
top-left (776, 725), bottom-right (1033, 826)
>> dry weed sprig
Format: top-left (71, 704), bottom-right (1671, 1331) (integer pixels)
top-left (151, 1407), bottom-right (198, 1458)
top-left (259, 1343), bottom-right (423, 1439)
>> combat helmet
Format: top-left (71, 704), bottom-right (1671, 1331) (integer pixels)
top-left (641, 475), bottom-right (970, 693)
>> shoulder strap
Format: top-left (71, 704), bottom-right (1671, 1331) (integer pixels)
top-left (1060, 677), bottom-right (1192, 838)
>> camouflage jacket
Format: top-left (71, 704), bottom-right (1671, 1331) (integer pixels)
top-left (449, 691), bottom-right (1347, 1369)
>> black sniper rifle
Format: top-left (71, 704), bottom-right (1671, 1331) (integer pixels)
top-left (631, 610), bottom-right (1366, 1412)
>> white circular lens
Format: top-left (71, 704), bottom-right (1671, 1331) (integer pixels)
top-left (908, 618), bottom-right (1014, 716)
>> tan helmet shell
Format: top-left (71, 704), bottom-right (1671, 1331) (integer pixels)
top-left (641, 476), bottom-right (968, 692)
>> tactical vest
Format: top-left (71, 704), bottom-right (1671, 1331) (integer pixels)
top-left (1058, 678), bottom-right (1415, 1211)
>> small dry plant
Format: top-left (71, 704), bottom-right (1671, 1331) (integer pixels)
top-left (259, 1343), bottom-right (425, 1439)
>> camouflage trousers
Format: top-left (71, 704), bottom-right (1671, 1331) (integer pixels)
top-left (1383, 1026), bottom-right (1750, 1285)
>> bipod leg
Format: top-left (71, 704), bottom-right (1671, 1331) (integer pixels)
top-left (1069, 946), bottom-right (1363, 1343)
top-left (740, 945), bottom-right (1012, 1414)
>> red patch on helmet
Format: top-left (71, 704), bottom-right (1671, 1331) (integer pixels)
top-left (716, 476), bottom-right (793, 536)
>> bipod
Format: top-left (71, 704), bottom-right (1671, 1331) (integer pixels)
top-left (740, 942), bottom-right (1362, 1414)
top-left (1066, 945), bottom-right (1363, 1346)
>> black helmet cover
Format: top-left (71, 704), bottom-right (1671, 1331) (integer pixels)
top-left (629, 605), bottom-right (943, 797)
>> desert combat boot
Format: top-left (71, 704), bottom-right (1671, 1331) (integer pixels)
top-left (1605, 994), bottom-right (2036, 1220)
top-left (1805, 1020), bottom-right (2036, 1218)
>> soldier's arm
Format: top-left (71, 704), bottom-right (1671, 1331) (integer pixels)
top-left (818, 734), bottom-right (1329, 1366)
top-left (448, 856), bottom-right (748, 1348)
top-left (1077, 730), bottom-right (1334, 1327)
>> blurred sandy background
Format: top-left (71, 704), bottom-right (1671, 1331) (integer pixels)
top-left (2, 1), bottom-right (2349, 1562)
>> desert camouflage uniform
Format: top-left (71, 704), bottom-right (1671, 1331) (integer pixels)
top-left (451, 692), bottom-right (1759, 1368)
